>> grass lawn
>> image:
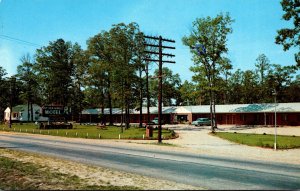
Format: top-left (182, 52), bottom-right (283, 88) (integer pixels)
top-left (213, 132), bottom-right (300, 149)
top-left (0, 123), bottom-right (176, 140)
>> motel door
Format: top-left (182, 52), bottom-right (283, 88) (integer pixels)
top-left (226, 114), bottom-right (236, 125)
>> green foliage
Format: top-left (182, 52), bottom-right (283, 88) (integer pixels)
top-left (179, 80), bottom-right (197, 105)
top-left (182, 12), bottom-right (234, 130)
top-left (275, 0), bottom-right (300, 66)
top-left (150, 67), bottom-right (182, 106)
top-left (0, 67), bottom-right (9, 122)
top-left (86, 22), bottom-right (146, 127)
top-left (16, 54), bottom-right (41, 121)
top-left (35, 39), bottom-right (76, 106)
top-left (227, 58), bottom-right (299, 104)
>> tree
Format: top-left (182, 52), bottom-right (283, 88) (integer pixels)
top-left (16, 54), bottom-right (39, 121)
top-left (35, 39), bottom-right (76, 108)
top-left (275, 0), bottom-right (300, 66)
top-left (179, 80), bottom-right (197, 105)
top-left (255, 54), bottom-right (270, 85)
top-left (0, 67), bottom-right (9, 122)
top-left (109, 23), bottom-right (144, 129)
top-left (217, 57), bottom-right (232, 104)
top-left (87, 31), bottom-right (112, 125)
top-left (282, 75), bottom-right (300, 102)
top-left (182, 12), bottom-right (234, 132)
top-left (190, 65), bottom-right (210, 105)
top-left (86, 22), bottom-right (144, 129)
top-left (266, 64), bottom-right (298, 102)
top-left (71, 44), bottom-right (88, 123)
top-left (254, 54), bottom-right (271, 102)
top-left (150, 67), bottom-right (182, 106)
top-left (240, 70), bottom-right (259, 103)
top-left (227, 69), bottom-right (244, 104)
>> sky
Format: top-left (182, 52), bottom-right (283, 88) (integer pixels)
top-left (0, 0), bottom-right (298, 82)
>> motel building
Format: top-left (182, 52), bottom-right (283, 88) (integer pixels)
top-left (81, 103), bottom-right (300, 126)
top-left (4, 104), bottom-right (48, 123)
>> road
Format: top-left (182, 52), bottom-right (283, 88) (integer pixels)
top-left (0, 133), bottom-right (300, 190)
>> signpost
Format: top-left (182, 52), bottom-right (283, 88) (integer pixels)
top-left (41, 105), bottom-right (72, 129)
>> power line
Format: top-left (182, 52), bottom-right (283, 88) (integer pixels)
top-left (143, 35), bottom-right (175, 144)
top-left (0, 34), bottom-right (42, 47)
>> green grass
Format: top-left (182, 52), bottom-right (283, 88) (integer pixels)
top-left (213, 132), bottom-right (300, 149)
top-left (0, 123), bottom-right (176, 140)
top-left (0, 154), bottom-right (139, 190)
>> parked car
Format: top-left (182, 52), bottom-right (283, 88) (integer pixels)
top-left (151, 117), bottom-right (165, 125)
top-left (192, 118), bottom-right (211, 126)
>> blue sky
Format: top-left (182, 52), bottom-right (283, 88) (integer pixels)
top-left (0, 0), bottom-right (298, 82)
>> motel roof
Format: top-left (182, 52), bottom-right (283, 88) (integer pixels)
top-left (81, 103), bottom-right (300, 115)
top-left (182, 103), bottom-right (300, 113)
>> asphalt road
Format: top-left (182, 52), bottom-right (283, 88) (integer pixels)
top-left (0, 133), bottom-right (300, 190)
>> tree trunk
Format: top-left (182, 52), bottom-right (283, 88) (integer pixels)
top-left (30, 102), bottom-right (33, 122)
top-left (27, 100), bottom-right (30, 122)
top-left (107, 77), bottom-right (113, 125)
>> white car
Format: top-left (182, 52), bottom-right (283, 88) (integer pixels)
top-left (192, 118), bottom-right (211, 126)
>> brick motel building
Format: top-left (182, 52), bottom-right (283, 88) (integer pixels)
top-left (81, 103), bottom-right (300, 126)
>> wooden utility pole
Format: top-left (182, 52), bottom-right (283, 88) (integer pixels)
top-left (144, 35), bottom-right (175, 143)
top-left (9, 77), bottom-right (16, 128)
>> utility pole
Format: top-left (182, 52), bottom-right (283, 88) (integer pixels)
top-left (273, 89), bottom-right (277, 150)
top-left (144, 35), bottom-right (175, 143)
top-left (9, 77), bottom-right (16, 128)
top-left (145, 61), bottom-right (150, 123)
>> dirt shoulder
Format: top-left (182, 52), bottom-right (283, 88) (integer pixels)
top-left (0, 148), bottom-right (203, 190)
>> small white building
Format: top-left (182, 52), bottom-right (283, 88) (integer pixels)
top-left (4, 104), bottom-right (48, 122)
